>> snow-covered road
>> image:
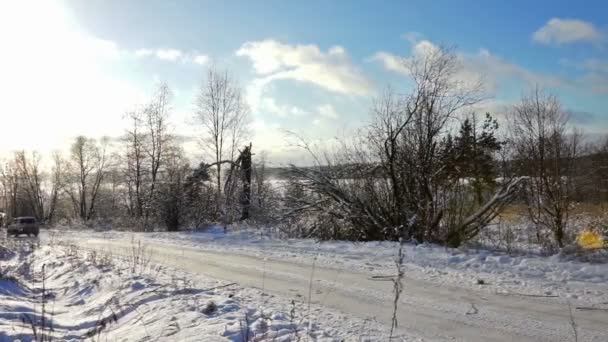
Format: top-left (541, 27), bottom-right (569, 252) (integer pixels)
top-left (68, 235), bottom-right (608, 342)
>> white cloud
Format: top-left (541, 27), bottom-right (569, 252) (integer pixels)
top-left (401, 31), bottom-right (424, 44)
top-left (317, 104), bottom-right (339, 119)
top-left (193, 55), bottom-right (210, 65)
top-left (87, 38), bottom-right (122, 59)
top-left (533, 18), bottom-right (602, 45)
top-left (261, 97), bottom-right (306, 117)
top-left (135, 48), bottom-right (154, 57)
top-left (236, 39), bottom-right (371, 95)
top-left (135, 48), bottom-right (183, 61)
top-left (248, 119), bottom-right (294, 159)
top-left (308, 104), bottom-right (340, 126)
top-left (581, 58), bottom-right (608, 73)
top-left (243, 78), bottom-right (307, 119)
top-left (372, 40), bottom-right (484, 91)
top-left (373, 39), bottom-right (564, 93)
top-left (578, 59), bottom-right (608, 94)
top-left (134, 48), bottom-right (208, 65)
top-left (469, 99), bottom-right (511, 123)
top-left (244, 79), bottom-right (268, 115)
top-left (561, 58), bottom-right (608, 94)
top-left (155, 48), bottom-right (182, 61)
top-left (463, 49), bottom-right (564, 89)
top-left (328, 46), bottom-right (346, 55)
top-left (582, 75), bottom-right (608, 94)
top-left (372, 39), bottom-right (440, 74)
top-left (372, 51), bottom-right (408, 74)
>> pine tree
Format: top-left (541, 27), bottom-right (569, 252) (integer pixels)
top-left (443, 113), bottom-right (502, 204)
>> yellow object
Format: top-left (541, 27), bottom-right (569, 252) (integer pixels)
top-left (576, 230), bottom-right (605, 250)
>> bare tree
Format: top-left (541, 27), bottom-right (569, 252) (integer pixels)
top-left (0, 155), bottom-right (43, 220)
top-left (13, 151), bottom-right (45, 221)
top-left (68, 136), bottom-right (109, 221)
top-left (0, 160), bottom-right (21, 218)
top-left (142, 83), bottom-right (173, 224)
top-left (156, 147), bottom-right (189, 231)
top-left (195, 66), bottom-right (250, 216)
top-left (250, 151), bottom-right (278, 224)
top-left (124, 109), bottom-right (146, 218)
top-left (283, 46), bottom-right (523, 245)
top-left (46, 152), bottom-right (66, 223)
top-left (184, 161), bottom-right (215, 228)
top-left (510, 87), bottom-right (581, 249)
top-left (105, 163), bottom-right (124, 217)
top-left (69, 136), bottom-right (92, 220)
top-left (0, 151), bottom-right (71, 224)
top-left (122, 83), bottom-right (174, 229)
top-left (387, 46), bottom-right (485, 242)
top-left (590, 136), bottom-right (608, 204)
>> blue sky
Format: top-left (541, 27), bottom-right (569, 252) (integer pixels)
top-left (1, 0), bottom-right (607, 162)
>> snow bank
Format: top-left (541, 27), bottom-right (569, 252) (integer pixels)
top-left (0, 239), bottom-right (393, 341)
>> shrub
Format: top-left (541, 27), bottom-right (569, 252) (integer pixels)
top-left (202, 300), bottom-right (217, 315)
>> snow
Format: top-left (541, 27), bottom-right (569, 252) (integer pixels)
top-left (2, 224), bottom-right (608, 341)
top-left (0, 235), bottom-right (398, 341)
top-left (55, 225), bottom-right (608, 308)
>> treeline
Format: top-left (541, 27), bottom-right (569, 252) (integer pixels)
top-left (2, 48), bottom-right (608, 251)
top-left (0, 68), bottom-right (278, 231)
top-left (281, 46), bottom-right (608, 250)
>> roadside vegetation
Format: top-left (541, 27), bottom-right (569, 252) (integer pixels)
top-left (0, 236), bottom-right (362, 341)
top-left (2, 46), bottom-right (607, 255)
top-left (1, 41), bottom-right (607, 342)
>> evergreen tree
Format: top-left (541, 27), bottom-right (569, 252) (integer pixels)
top-left (443, 113), bottom-right (502, 204)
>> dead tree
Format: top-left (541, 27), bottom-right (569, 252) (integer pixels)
top-left (224, 143), bottom-right (253, 222)
top-left (184, 162), bottom-right (214, 227)
top-left (194, 66), bottom-right (250, 216)
top-left (239, 144), bottom-right (252, 221)
top-left (445, 176), bottom-right (527, 246)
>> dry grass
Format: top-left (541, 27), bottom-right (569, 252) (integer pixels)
top-left (570, 202), bottom-right (608, 218)
top-left (497, 204), bottom-right (528, 222)
top-left (499, 202), bottom-right (608, 222)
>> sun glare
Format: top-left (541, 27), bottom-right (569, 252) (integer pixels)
top-left (0, 1), bottom-right (138, 156)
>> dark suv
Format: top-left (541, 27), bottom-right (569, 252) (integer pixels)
top-left (7, 217), bottom-right (40, 237)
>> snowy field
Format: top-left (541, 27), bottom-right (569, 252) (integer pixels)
top-left (0, 234), bottom-right (398, 341)
top-left (1, 225), bottom-right (608, 341)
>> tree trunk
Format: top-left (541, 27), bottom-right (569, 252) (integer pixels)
top-left (240, 144), bottom-right (252, 221)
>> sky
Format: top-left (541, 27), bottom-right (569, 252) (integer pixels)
top-left (1, 0), bottom-right (607, 164)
